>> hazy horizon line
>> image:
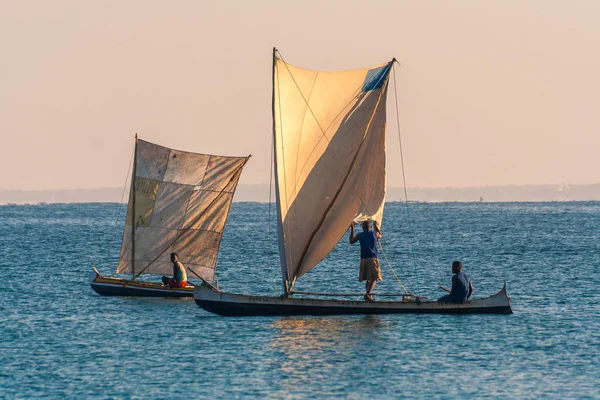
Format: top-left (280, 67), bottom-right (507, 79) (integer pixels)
top-left (2, 183), bottom-right (600, 204)
top-left (3, 182), bottom-right (600, 192)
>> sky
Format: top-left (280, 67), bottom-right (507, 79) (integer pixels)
top-left (1, 0), bottom-right (599, 191)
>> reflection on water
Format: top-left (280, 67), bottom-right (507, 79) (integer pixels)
top-left (272, 315), bottom-right (387, 344)
top-left (269, 315), bottom-right (388, 389)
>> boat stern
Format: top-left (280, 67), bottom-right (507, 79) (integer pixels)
top-left (483, 282), bottom-right (512, 314)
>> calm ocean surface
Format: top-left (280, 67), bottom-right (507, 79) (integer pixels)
top-left (1, 202), bottom-right (599, 399)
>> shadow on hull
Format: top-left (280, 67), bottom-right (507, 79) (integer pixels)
top-left (195, 299), bottom-right (512, 316)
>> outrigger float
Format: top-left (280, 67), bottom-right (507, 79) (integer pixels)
top-left (90, 137), bottom-right (250, 297)
top-left (193, 48), bottom-right (512, 316)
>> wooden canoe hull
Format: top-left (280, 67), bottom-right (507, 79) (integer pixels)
top-left (89, 270), bottom-right (194, 298)
top-left (193, 283), bottom-right (512, 316)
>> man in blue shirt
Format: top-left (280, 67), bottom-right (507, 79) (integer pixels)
top-left (349, 220), bottom-right (383, 302)
top-left (438, 261), bottom-right (474, 304)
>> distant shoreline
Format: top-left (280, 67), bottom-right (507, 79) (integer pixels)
top-left (2, 184), bottom-right (600, 204)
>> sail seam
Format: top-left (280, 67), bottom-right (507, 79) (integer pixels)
top-left (288, 93), bottom-right (361, 200)
top-left (199, 155), bottom-right (211, 187)
top-left (182, 155), bottom-right (212, 232)
top-left (277, 54), bottom-right (390, 217)
top-left (122, 258), bottom-right (218, 263)
top-left (211, 156), bottom-right (250, 273)
top-left (290, 80), bottom-right (389, 280)
top-left (123, 177), bottom-right (241, 193)
top-left (132, 159), bottom-right (248, 278)
top-left (137, 139), bottom-right (245, 159)
top-left (291, 73), bottom-right (318, 204)
top-left (120, 226), bottom-right (229, 235)
top-left (289, 86), bottom-right (366, 190)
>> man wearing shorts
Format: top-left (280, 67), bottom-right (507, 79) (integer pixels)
top-left (349, 220), bottom-right (382, 302)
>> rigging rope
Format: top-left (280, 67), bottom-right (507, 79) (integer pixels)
top-left (109, 142), bottom-right (135, 266)
top-left (377, 241), bottom-right (410, 294)
top-left (267, 118), bottom-right (278, 294)
top-left (392, 62), bottom-right (420, 293)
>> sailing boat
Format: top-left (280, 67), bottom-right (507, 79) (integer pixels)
top-left (90, 136), bottom-right (250, 297)
top-left (193, 48), bottom-right (511, 314)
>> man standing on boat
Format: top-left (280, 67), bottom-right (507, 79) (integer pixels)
top-left (349, 220), bottom-right (383, 302)
top-left (438, 261), bottom-right (474, 303)
top-left (162, 252), bottom-right (188, 288)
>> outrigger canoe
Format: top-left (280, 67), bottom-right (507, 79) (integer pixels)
top-left (89, 137), bottom-right (250, 298)
top-left (194, 280), bottom-right (512, 316)
top-left (90, 268), bottom-right (194, 297)
top-left (192, 48), bottom-right (513, 316)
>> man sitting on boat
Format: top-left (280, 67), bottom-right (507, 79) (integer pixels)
top-left (438, 261), bottom-right (474, 303)
top-left (349, 220), bottom-right (383, 302)
top-left (161, 252), bottom-right (189, 288)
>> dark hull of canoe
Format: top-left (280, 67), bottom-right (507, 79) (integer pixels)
top-left (195, 299), bottom-right (512, 316)
top-left (193, 282), bottom-right (512, 317)
top-left (89, 270), bottom-right (193, 298)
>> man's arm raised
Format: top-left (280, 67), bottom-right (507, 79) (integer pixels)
top-left (349, 223), bottom-right (360, 244)
top-left (374, 220), bottom-right (382, 239)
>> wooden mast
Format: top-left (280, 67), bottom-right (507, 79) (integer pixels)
top-left (271, 47), bottom-right (289, 294)
top-left (131, 134), bottom-right (138, 280)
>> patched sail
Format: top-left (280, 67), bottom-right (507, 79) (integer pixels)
top-left (273, 54), bottom-right (392, 285)
top-left (116, 139), bottom-right (249, 280)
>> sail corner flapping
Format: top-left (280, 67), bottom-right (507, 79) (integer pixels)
top-left (116, 138), bottom-right (249, 281)
top-left (272, 52), bottom-right (393, 288)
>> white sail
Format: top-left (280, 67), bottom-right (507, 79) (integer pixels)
top-left (273, 56), bottom-right (392, 286)
top-left (116, 139), bottom-right (248, 280)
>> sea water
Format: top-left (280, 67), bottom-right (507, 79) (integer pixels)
top-left (0, 202), bottom-right (599, 399)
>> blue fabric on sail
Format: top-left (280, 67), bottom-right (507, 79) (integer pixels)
top-left (362, 64), bottom-right (392, 92)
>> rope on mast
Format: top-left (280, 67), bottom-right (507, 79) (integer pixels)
top-left (378, 240), bottom-right (412, 294)
top-left (392, 61), bottom-right (420, 292)
top-left (268, 103), bottom-right (278, 295)
top-left (108, 139), bottom-right (135, 268)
